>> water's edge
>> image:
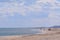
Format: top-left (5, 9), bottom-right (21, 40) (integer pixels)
top-left (0, 28), bottom-right (42, 36)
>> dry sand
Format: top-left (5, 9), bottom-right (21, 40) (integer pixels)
top-left (0, 28), bottom-right (60, 40)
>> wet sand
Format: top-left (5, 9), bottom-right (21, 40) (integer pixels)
top-left (0, 28), bottom-right (60, 40)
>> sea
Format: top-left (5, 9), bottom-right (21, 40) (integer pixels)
top-left (0, 28), bottom-right (42, 36)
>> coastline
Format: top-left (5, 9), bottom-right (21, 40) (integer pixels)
top-left (0, 28), bottom-right (60, 40)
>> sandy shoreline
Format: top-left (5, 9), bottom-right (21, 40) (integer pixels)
top-left (0, 28), bottom-right (60, 40)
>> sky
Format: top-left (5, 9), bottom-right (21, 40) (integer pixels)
top-left (0, 0), bottom-right (60, 28)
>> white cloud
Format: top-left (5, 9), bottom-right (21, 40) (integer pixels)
top-left (48, 10), bottom-right (60, 26)
top-left (0, 2), bottom-right (26, 16)
top-left (0, 0), bottom-right (60, 17)
top-left (0, 0), bottom-right (60, 27)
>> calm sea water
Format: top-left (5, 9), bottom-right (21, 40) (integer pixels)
top-left (0, 28), bottom-right (41, 36)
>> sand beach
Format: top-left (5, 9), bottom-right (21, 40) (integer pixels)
top-left (0, 28), bottom-right (60, 40)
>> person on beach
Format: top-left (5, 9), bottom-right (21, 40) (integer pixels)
top-left (48, 28), bottom-right (51, 31)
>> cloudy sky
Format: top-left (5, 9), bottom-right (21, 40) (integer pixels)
top-left (0, 0), bottom-right (60, 28)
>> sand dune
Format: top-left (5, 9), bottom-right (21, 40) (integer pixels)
top-left (0, 28), bottom-right (60, 40)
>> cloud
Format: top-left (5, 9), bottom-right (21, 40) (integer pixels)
top-left (0, 0), bottom-right (60, 17)
top-left (0, 0), bottom-right (60, 27)
top-left (0, 1), bottom-right (26, 16)
top-left (48, 8), bottom-right (60, 26)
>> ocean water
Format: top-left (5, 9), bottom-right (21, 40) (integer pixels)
top-left (0, 28), bottom-right (41, 36)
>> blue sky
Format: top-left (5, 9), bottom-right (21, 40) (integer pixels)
top-left (0, 0), bottom-right (60, 28)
